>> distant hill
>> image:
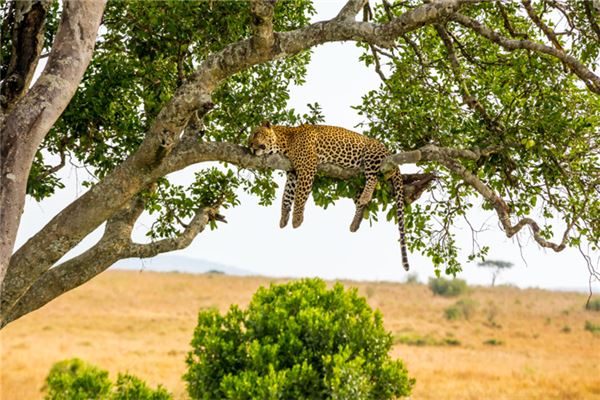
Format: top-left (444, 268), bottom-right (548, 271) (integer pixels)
top-left (111, 254), bottom-right (254, 276)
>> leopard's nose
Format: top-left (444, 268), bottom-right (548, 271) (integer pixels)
top-left (259, 144), bottom-right (266, 150)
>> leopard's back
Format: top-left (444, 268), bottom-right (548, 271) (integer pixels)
top-left (289, 125), bottom-right (388, 169)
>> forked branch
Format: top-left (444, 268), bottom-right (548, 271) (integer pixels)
top-left (1, 194), bottom-right (225, 327)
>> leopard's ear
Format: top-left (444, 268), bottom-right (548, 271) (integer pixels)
top-left (262, 120), bottom-right (271, 128)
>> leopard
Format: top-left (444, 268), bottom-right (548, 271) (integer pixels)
top-left (248, 121), bottom-right (410, 270)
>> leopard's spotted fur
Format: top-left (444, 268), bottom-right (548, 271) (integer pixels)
top-left (248, 122), bottom-right (410, 270)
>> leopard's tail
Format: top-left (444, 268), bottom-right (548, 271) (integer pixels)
top-left (391, 170), bottom-right (410, 271)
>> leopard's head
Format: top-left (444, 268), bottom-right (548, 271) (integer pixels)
top-left (248, 121), bottom-right (278, 156)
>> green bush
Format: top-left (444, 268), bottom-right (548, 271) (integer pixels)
top-left (428, 277), bottom-right (468, 297)
top-left (394, 333), bottom-right (461, 347)
top-left (585, 298), bottom-right (600, 312)
top-left (444, 298), bottom-right (478, 320)
top-left (44, 358), bottom-right (171, 400)
top-left (44, 359), bottom-right (111, 400)
top-left (483, 338), bottom-right (504, 346)
top-left (184, 278), bottom-right (414, 400)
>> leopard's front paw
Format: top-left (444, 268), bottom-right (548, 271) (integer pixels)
top-left (292, 213), bottom-right (304, 228)
top-left (349, 217), bottom-right (362, 232)
top-left (280, 210), bottom-right (290, 228)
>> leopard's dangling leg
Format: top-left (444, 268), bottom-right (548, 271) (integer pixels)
top-left (352, 147), bottom-right (386, 231)
top-left (292, 160), bottom-right (317, 228)
top-left (357, 144), bottom-right (387, 206)
top-left (391, 170), bottom-right (410, 271)
top-left (350, 192), bottom-right (366, 232)
top-left (280, 171), bottom-right (297, 228)
top-left (357, 175), bottom-right (378, 206)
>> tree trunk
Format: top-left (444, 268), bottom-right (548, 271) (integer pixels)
top-left (0, 0), bottom-right (106, 297)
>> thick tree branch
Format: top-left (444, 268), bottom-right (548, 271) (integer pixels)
top-left (161, 139), bottom-right (565, 252)
top-left (1, 196), bottom-right (223, 328)
top-left (450, 13), bottom-right (600, 94)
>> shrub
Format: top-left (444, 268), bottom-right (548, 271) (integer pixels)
top-left (428, 277), bottom-right (468, 297)
top-left (483, 338), bottom-right (504, 346)
top-left (184, 278), bottom-right (414, 400)
top-left (444, 298), bottom-right (478, 320)
top-left (44, 359), bottom-right (111, 400)
top-left (113, 374), bottom-right (172, 400)
top-left (585, 298), bottom-right (600, 312)
top-left (394, 333), bottom-right (460, 347)
top-left (44, 358), bottom-right (171, 400)
top-left (584, 320), bottom-right (600, 335)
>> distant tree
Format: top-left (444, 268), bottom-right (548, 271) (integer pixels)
top-left (1, 0), bottom-right (599, 327)
top-left (478, 260), bottom-right (514, 287)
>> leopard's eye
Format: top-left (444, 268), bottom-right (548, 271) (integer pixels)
top-left (259, 144), bottom-right (266, 150)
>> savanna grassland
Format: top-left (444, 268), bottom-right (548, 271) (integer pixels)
top-left (1, 270), bottom-right (599, 400)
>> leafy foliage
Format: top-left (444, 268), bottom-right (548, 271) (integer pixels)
top-left (44, 359), bottom-right (111, 400)
top-left (17, 0), bottom-right (600, 276)
top-left (352, 1), bottom-right (600, 275)
top-left (44, 358), bottom-right (172, 400)
top-left (27, 0), bottom-right (320, 241)
top-left (184, 279), bottom-right (414, 399)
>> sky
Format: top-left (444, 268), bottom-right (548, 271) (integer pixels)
top-left (14, 2), bottom-right (599, 292)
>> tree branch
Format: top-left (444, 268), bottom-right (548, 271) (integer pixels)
top-left (450, 13), bottom-right (600, 94)
top-left (0, 195), bottom-right (223, 328)
top-left (336, 0), bottom-right (368, 22)
top-left (250, 0), bottom-right (275, 52)
top-left (521, 0), bottom-right (564, 51)
top-left (495, 1), bottom-right (528, 39)
top-left (439, 157), bottom-right (569, 252)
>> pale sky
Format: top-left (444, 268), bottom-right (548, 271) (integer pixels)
top-left (15, 2), bottom-right (599, 291)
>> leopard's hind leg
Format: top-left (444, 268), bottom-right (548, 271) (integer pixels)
top-left (280, 171), bottom-right (297, 228)
top-left (292, 159), bottom-right (317, 228)
top-left (350, 193), bottom-right (367, 232)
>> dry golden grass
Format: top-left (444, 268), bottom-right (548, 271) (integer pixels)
top-left (1, 270), bottom-right (599, 399)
